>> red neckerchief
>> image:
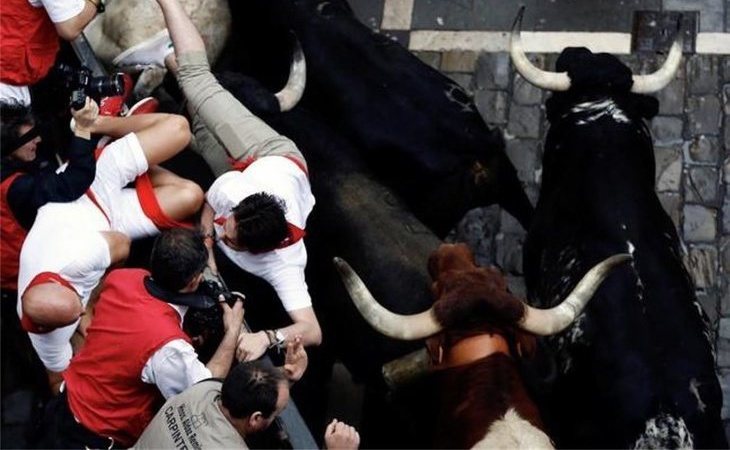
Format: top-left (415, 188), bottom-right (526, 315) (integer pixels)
top-left (20, 272), bottom-right (78, 334)
top-left (214, 216), bottom-right (306, 254)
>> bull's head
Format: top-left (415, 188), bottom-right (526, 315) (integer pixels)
top-left (335, 244), bottom-right (630, 341)
top-left (509, 7), bottom-right (682, 94)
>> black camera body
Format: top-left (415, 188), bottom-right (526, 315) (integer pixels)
top-left (198, 279), bottom-right (242, 307)
top-left (58, 64), bottom-right (125, 110)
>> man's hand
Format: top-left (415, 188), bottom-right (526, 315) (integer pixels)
top-left (220, 293), bottom-right (244, 335)
top-left (47, 370), bottom-right (64, 396)
top-left (282, 336), bottom-right (308, 382)
top-left (71, 97), bottom-right (100, 139)
top-left (324, 419), bottom-right (360, 450)
top-left (236, 331), bottom-right (269, 362)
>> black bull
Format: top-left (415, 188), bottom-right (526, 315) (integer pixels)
top-left (217, 0), bottom-right (534, 237)
top-left (521, 48), bottom-right (726, 448)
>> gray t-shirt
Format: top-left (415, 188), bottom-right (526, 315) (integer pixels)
top-left (133, 379), bottom-right (248, 450)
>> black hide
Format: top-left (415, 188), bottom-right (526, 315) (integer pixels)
top-left (523, 48), bottom-right (726, 449)
top-left (219, 0), bottom-right (534, 237)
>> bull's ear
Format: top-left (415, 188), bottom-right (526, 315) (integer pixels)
top-left (514, 329), bottom-right (537, 359)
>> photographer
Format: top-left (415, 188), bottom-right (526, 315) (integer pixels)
top-left (0, 98), bottom-right (98, 293)
top-left (1, 0), bottom-right (101, 105)
top-left (43, 228), bottom-right (244, 449)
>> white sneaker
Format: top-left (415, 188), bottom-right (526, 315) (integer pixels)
top-left (112, 29), bottom-right (174, 69)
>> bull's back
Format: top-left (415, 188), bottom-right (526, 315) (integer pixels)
top-left (524, 191), bottom-right (725, 448)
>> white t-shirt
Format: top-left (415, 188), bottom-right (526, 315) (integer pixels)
top-left (17, 133), bottom-right (150, 372)
top-left (207, 156), bottom-right (315, 312)
top-left (141, 304), bottom-right (212, 399)
top-left (18, 205), bottom-right (111, 372)
top-left (28, 0), bottom-right (84, 23)
top-left (0, 83), bottom-right (31, 105)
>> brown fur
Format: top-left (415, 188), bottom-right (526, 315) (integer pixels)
top-left (431, 354), bottom-right (545, 448)
top-left (425, 244), bottom-right (547, 448)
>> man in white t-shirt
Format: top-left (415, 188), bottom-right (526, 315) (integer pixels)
top-left (0, 0), bottom-right (100, 104)
top-left (18, 107), bottom-right (203, 392)
top-left (123, 0), bottom-right (322, 362)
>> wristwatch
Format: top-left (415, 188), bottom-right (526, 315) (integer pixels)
top-left (266, 329), bottom-right (286, 349)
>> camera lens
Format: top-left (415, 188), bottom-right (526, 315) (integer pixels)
top-left (88, 73), bottom-right (125, 98)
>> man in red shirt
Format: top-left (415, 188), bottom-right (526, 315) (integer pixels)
top-left (0, 0), bottom-right (101, 105)
top-left (43, 228), bottom-right (244, 448)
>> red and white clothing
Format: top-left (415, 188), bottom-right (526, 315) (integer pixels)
top-left (207, 156), bottom-right (315, 311)
top-left (1, 173), bottom-right (29, 290)
top-left (17, 133), bottom-right (163, 371)
top-left (0, 0), bottom-right (85, 104)
top-left (63, 268), bottom-right (209, 447)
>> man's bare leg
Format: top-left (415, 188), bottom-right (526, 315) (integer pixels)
top-left (88, 113), bottom-right (191, 166)
top-left (147, 166), bottom-right (204, 220)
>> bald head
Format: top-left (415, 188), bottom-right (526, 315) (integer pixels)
top-left (22, 282), bottom-right (83, 330)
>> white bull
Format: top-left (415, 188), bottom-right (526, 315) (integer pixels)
top-left (84, 0), bottom-right (231, 96)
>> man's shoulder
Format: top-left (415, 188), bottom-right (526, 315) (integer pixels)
top-left (106, 267), bottom-right (150, 281)
top-left (173, 378), bottom-right (223, 401)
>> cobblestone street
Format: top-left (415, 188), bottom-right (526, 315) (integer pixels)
top-left (351, 0), bottom-right (730, 438)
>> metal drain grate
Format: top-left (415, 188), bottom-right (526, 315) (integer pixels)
top-left (632, 11), bottom-right (698, 54)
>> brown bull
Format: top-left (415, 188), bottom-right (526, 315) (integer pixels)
top-left (335, 244), bottom-right (629, 449)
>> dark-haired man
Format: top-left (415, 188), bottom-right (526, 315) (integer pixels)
top-left (133, 0), bottom-right (322, 362)
top-left (44, 228), bottom-right (244, 449)
top-left (134, 341), bottom-right (360, 450)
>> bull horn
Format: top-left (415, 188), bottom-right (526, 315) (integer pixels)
top-left (382, 348), bottom-right (431, 389)
top-left (519, 253), bottom-right (632, 336)
top-left (630, 31), bottom-right (683, 93)
top-left (509, 6), bottom-right (570, 91)
top-left (275, 38), bottom-right (307, 112)
top-left (333, 257), bottom-right (442, 340)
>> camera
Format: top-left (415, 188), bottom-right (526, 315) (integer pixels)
top-left (198, 279), bottom-right (244, 307)
top-left (57, 64), bottom-right (125, 110)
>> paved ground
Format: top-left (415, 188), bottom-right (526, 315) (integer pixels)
top-left (350, 0), bottom-right (730, 440)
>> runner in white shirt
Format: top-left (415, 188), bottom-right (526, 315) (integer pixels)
top-left (121, 0), bottom-right (322, 362)
top-left (18, 106), bottom-right (202, 392)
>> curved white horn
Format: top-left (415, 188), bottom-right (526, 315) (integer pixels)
top-left (275, 38), bottom-right (307, 112)
top-left (630, 32), bottom-right (683, 93)
top-left (334, 257), bottom-right (442, 341)
top-left (509, 7), bottom-right (570, 91)
top-left (520, 254), bottom-right (632, 335)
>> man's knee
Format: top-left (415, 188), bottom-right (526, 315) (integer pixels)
top-left (179, 179), bottom-right (205, 215)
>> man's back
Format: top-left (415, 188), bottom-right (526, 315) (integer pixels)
top-left (64, 268), bottom-right (190, 446)
top-left (133, 379), bottom-right (248, 449)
